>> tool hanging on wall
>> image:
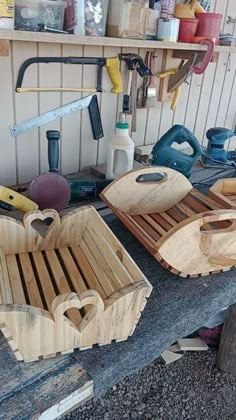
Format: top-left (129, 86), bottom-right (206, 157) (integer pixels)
top-left (157, 38), bottom-right (215, 111)
top-left (144, 51), bottom-right (157, 108)
top-left (119, 53), bottom-right (153, 131)
top-left (10, 94), bottom-right (103, 140)
top-left (16, 56), bottom-right (123, 93)
top-left (137, 52), bottom-right (151, 109)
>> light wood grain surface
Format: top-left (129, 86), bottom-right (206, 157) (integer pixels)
top-left (0, 206), bottom-right (152, 362)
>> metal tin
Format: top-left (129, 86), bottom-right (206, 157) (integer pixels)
top-left (156, 17), bottom-right (180, 42)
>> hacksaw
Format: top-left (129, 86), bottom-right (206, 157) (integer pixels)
top-left (10, 95), bottom-right (104, 140)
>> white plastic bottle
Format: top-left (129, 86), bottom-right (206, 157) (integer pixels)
top-left (106, 113), bottom-right (135, 180)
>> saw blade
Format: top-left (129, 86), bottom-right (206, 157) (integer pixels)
top-left (10, 95), bottom-right (93, 137)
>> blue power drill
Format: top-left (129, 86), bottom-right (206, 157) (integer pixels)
top-left (202, 127), bottom-right (236, 165)
top-left (152, 125), bottom-right (202, 178)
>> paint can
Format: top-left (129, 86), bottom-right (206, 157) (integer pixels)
top-left (156, 17), bottom-right (179, 42)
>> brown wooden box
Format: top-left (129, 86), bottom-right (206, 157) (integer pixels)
top-left (0, 206), bottom-right (152, 362)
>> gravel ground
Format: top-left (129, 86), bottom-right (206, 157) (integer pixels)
top-left (65, 349), bottom-right (236, 420)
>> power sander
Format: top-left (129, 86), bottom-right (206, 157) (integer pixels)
top-left (202, 127), bottom-right (236, 166)
top-left (151, 125), bottom-right (236, 178)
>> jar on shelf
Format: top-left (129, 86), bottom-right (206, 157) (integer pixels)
top-left (160, 0), bottom-right (176, 19)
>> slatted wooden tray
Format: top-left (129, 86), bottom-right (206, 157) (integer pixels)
top-left (0, 207), bottom-right (152, 362)
top-left (101, 167), bottom-right (236, 278)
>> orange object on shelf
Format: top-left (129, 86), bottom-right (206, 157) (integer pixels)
top-left (175, 0), bottom-right (206, 19)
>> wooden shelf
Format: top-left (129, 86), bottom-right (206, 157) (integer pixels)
top-left (0, 30), bottom-right (235, 52)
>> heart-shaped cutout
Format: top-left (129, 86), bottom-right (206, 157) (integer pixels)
top-left (23, 209), bottom-right (60, 239)
top-left (52, 291), bottom-right (104, 332)
top-left (31, 217), bottom-right (54, 237)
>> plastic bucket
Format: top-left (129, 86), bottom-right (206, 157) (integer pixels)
top-left (196, 13), bottom-right (222, 42)
top-left (178, 18), bottom-right (198, 43)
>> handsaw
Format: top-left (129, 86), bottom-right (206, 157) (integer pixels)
top-left (168, 53), bottom-right (201, 93)
top-left (10, 95), bottom-right (104, 140)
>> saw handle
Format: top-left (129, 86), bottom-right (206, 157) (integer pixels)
top-left (47, 130), bottom-right (60, 173)
top-left (106, 57), bottom-right (123, 93)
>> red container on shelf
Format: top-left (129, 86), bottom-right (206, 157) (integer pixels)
top-left (178, 18), bottom-right (198, 43)
top-left (196, 13), bottom-right (222, 43)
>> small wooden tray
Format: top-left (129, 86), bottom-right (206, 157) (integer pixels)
top-left (0, 207), bottom-right (152, 362)
top-left (209, 178), bottom-right (236, 209)
top-left (101, 167), bottom-right (236, 278)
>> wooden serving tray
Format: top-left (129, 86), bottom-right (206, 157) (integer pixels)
top-left (0, 207), bottom-right (152, 362)
top-left (101, 167), bottom-right (236, 278)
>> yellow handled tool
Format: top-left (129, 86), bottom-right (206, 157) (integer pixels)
top-left (106, 57), bottom-right (123, 93)
top-left (16, 56), bottom-right (123, 94)
top-left (157, 68), bottom-right (181, 111)
top-left (0, 186), bottom-right (38, 212)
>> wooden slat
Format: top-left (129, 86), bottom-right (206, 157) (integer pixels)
top-left (0, 248), bottom-right (13, 305)
top-left (142, 215), bottom-right (167, 236)
top-left (87, 224), bottom-right (133, 287)
top-left (80, 237), bottom-right (115, 296)
top-left (80, 45), bottom-right (102, 169)
top-left (159, 211), bottom-right (178, 227)
top-left (38, 43), bottom-right (61, 174)
top-left (183, 194), bottom-right (210, 213)
top-left (18, 253), bottom-right (43, 308)
top-left (61, 44), bottom-right (83, 174)
top-left (132, 216), bottom-right (161, 242)
top-left (70, 246), bottom-right (106, 300)
top-left (6, 255), bottom-right (26, 305)
top-left (175, 202), bottom-right (196, 218)
top-left (124, 213), bottom-right (157, 246)
top-left (31, 251), bottom-right (56, 311)
top-left (58, 248), bottom-right (87, 293)
top-left (191, 189), bottom-right (224, 209)
top-left (12, 41), bottom-right (39, 184)
top-left (83, 230), bottom-right (124, 290)
top-left (166, 207), bottom-right (187, 223)
top-left (150, 213), bottom-right (173, 231)
top-left (85, 209), bottom-right (148, 286)
top-left (44, 249), bottom-right (82, 325)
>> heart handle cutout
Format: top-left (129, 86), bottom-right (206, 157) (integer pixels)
top-left (52, 291), bottom-right (104, 332)
top-left (23, 209), bottom-right (60, 239)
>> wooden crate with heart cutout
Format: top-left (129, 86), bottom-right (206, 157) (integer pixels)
top-left (0, 206), bottom-right (152, 362)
